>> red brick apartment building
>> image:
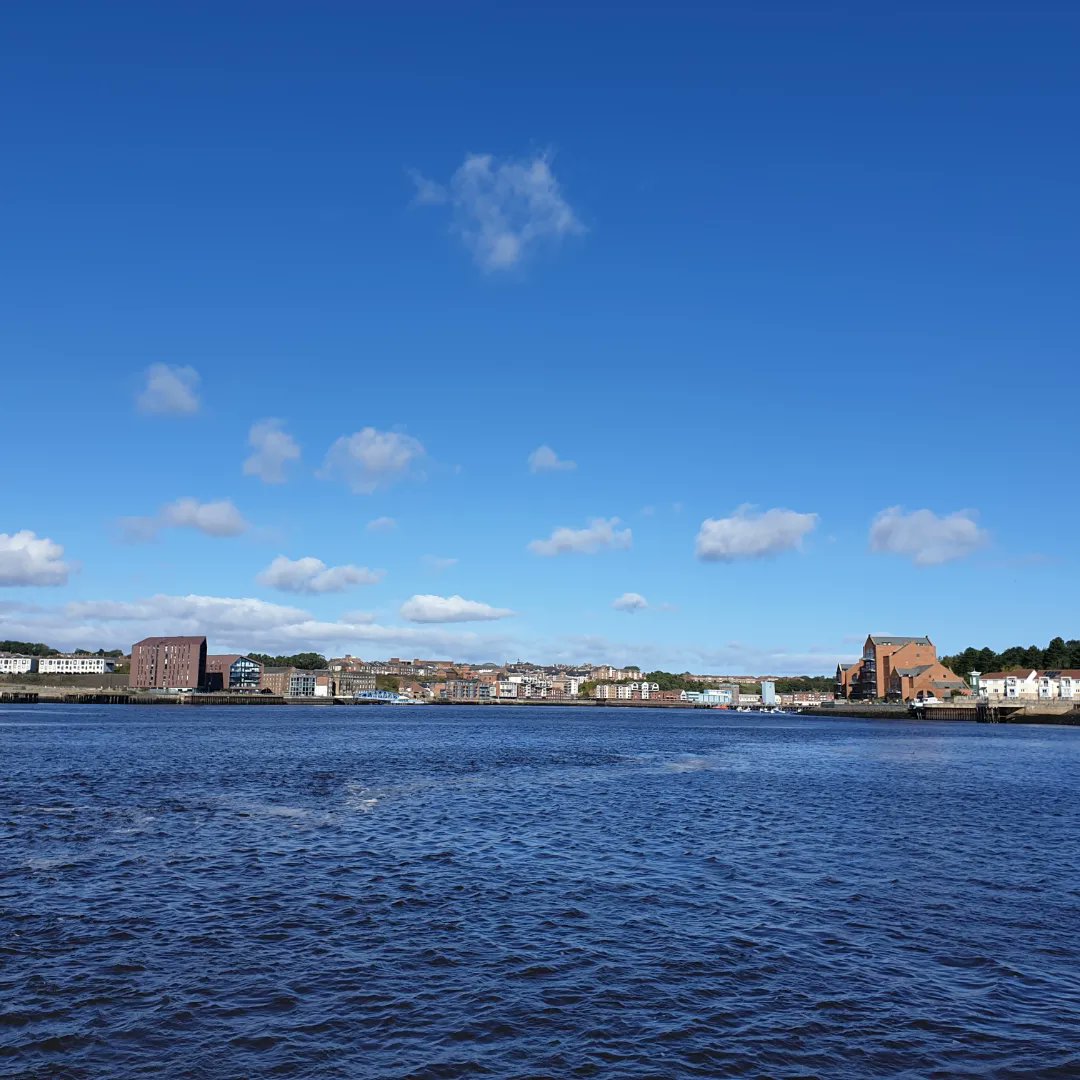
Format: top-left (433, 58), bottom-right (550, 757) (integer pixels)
top-left (130, 636), bottom-right (207, 690)
top-left (836, 634), bottom-right (968, 702)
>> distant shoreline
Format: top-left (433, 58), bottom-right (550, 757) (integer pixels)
top-left (4, 688), bottom-right (1079, 726)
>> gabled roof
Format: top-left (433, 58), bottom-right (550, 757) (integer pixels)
top-left (894, 664), bottom-right (934, 677)
top-left (133, 635), bottom-right (206, 647)
top-left (980, 669), bottom-right (1037, 680)
top-left (870, 635), bottom-right (932, 646)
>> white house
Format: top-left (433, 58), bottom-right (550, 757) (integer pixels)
top-left (979, 670), bottom-right (1039, 700)
top-left (1037, 670), bottom-right (1080, 700)
top-left (0, 653), bottom-right (36, 675)
top-left (979, 669), bottom-right (1080, 701)
top-left (1057, 672), bottom-right (1080, 699)
top-left (37, 655), bottom-right (116, 675)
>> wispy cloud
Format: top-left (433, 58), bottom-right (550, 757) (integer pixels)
top-left (321, 428), bottom-right (426, 495)
top-left (120, 498), bottom-right (249, 541)
top-left (0, 531), bottom-right (71, 587)
top-left (243, 419), bottom-right (300, 484)
top-left (411, 151), bottom-right (584, 271)
top-left (136, 363), bottom-right (200, 415)
top-left (528, 444), bottom-right (576, 473)
top-left (257, 555), bottom-right (383, 594)
top-left (528, 517), bottom-right (632, 557)
top-left (696, 506), bottom-right (818, 561)
top-left (869, 507), bottom-right (988, 566)
top-left (400, 594), bottom-right (515, 623)
top-left (422, 555), bottom-right (459, 572)
top-left (366, 516), bottom-right (398, 533)
top-left (612, 592), bottom-right (648, 613)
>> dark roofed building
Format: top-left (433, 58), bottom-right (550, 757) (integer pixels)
top-left (205, 654), bottom-right (262, 692)
top-left (130, 636), bottom-right (207, 690)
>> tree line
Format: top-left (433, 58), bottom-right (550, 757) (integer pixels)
top-left (939, 637), bottom-right (1080, 677)
top-left (248, 652), bottom-right (329, 670)
top-left (0, 640), bottom-right (124, 658)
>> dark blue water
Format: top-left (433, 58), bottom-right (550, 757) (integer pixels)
top-left (2, 706), bottom-right (1079, 1078)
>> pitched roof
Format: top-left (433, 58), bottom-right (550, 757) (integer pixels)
top-left (870, 635), bottom-right (932, 646)
top-left (895, 664), bottom-right (934, 676)
top-left (980, 669), bottom-right (1037, 680)
top-left (133, 635), bottom-right (206, 647)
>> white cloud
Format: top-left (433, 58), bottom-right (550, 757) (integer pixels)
top-left (400, 594), bottom-right (515, 623)
top-left (0, 592), bottom-right (515, 658)
top-left (612, 592), bottom-right (648, 613)
top-left (696, 506), bottom-right (818, 561)
top-left (243, 419), bottom-right (300, 484)
top-left (121, 498), bottom-right (249, 541)
top-left (136, 363), bottom-right (200, 415)
top-left (528, 444), bottom-right (576, 473)
top-left (258, 555), bottom-right (383, 594)
top-left (411, 152), bottom-right (584, 271)
top-left (528, 517), bottom-right (632, 557)
top-left (321, 428), bottom-right (426, 495)
top-left (0, 531), bottom-right (71, 587)
top-left (869, 507), bottom-right (988, 566)
top-left (366, 516), bottom-right (398, 533)
top-left (422, 555), bottom-right (459, 572)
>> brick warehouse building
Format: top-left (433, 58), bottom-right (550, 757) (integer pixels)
top-left (130, 636), bottom-right (207, 690)
top-left (836, 634), bottom-right (968, 702)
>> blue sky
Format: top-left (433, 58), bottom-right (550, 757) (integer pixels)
top-left (2, 2), bottom-right (1078, 672)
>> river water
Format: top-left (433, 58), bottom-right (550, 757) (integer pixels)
top-left (2, 706), bottom-right (1078, 1078)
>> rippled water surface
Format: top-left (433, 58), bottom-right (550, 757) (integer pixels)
top-left (3, 706), bottom-right (1079, 1078)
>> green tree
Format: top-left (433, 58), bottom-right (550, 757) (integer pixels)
top-left (249, 651), bottom-right (328, 670)
top-left (0, 640), bottom-right (60, 657)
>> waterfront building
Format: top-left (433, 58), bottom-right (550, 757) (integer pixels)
top-left (130, 636), bottom-right (207, 691)
top-left (36, 654), bottom-right (108, 676)
top-left (979, 669), bottom-right (1080, 701)
top-left (836, 635), bottom-right (966, 701)
top-left (332, 670), bottom-right (377, 696)
top-left (791, 691), bottom-right (834, 706)
top-left (0, 653), bottom-right (36, 675)
top-left (681, 687), bottom-right (737, 706)
top-left (37, 654), bottom-right (116, 675)
top-left (761, 680), bottom-right (776, 706)
top-left (259, 666), bottom-right (292, 695)
top-left (1053, 672), bottom-right (1080, 699)
top-left (889, 663), bottom-right (970, 701)
top-left (205, 654), bottom-right (262, 691)
top-left (443, 679), bottom-right (483, 700)
top-left (283, 669), bottom-right (332, 697)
